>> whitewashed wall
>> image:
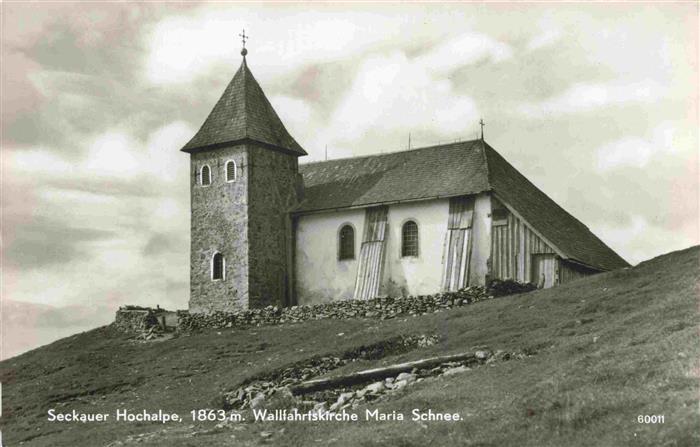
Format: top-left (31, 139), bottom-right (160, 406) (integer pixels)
top-left (295, 194), bottom-right (492, 304)
top-left (294, 208), bottom-right (364, 304)
top-left (469, 193), bottom-right (492, 286)
top-left (382, 199), bottom-right (450, 297)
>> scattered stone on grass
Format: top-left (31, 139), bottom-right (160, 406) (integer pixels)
top-left (223, 346), bottom-right (534, 414)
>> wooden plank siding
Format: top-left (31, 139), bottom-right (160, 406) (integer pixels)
top-left (559, 259), bottom-right (599, 284)
top-left (491, 213), bottom-right (518, 281)
top-left (442, 197), bottom-right (475, 291)
top-left (491, 205), bottom-right (554, 285)
top-left (490, 199), bottom-right (601, 287)
top-left (353, 206), bottom-right (389, 299)
top-left (531, 253), bottom-right (558, 288)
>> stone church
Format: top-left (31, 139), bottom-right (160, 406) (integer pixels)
top-left (181, 51), bottom-right (629, 314)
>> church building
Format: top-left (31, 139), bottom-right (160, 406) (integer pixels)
top-left (181, 48), bottom-right (629, 313)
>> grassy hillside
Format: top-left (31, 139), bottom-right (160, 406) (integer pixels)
top-left (1, 246), bottom-right (698, 446)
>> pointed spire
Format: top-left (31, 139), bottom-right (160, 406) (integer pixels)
top-left (181, 48), bottom-right (307, 156)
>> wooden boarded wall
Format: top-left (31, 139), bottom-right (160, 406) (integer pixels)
top-left (559, 260), bottom-right (599, 284)
top-left (354, 206), bottom-right (389, 300)
top-left (441, 197), bottom-right (475, 291)
top-left (491, 200), bottom-right (555, 284)
top-left (490, 198), bottom-right (602, 287)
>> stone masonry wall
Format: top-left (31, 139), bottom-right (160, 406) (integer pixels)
top-left (247, 146), bottom-right (301, 308)
top-left (177, 280), bottom-right (536, 331)
top-left (113, 307), bottom-right (158, 332)
top-left (189, 144), bottom-right (250, 313)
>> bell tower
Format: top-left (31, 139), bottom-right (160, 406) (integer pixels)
top-left (181, 35), bottom-right (307, 313)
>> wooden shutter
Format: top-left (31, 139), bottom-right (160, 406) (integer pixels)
top-left (353, 206), bottom-right (388, 300)
top-left (442, 197), bottom-right (474, 291)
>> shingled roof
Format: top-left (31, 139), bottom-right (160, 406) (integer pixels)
top-left (298, 141), bottom-right (489, 212)
top-left (482, 142), bottom-right (629, 271)
top-left (181, 58), bottom-right (307, 156)
top-left (298, 140), bottom-right (629, 271)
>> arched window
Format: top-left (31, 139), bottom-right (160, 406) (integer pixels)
top-left (212, 252), bottom-right (225, 280)
top-left (200, 165), bottom-right (211, 186)
top-left (401, 220), bottom-right (419, 257)
top-left (338, 225), bottom-right (355, 260)
top-left (225, 160), bottom-right (237, 182)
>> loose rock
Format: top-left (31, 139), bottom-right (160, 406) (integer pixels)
top-left (442, 366), bottom-right (470, 376)
top-left (249, 393), bottom-right (266, 409)
top-left (365, 381), bottom-right (385, 394)
top-left (396, 372), bottom-right (416, 383)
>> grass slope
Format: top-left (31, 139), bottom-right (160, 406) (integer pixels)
top-left (1, 246), bottom-right (698, 446)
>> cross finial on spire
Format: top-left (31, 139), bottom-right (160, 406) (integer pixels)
top-left (239, 29), bottom-right (249, 56)
top-left (479, 118), bottom-right (485, 141)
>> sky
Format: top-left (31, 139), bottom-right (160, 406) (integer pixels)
top-left (1, 2), bottom-right (698, 358)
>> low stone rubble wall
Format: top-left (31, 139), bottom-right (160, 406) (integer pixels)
top-left (113, 306), bottom-right (177, 334)
top-left (177, 280), bottom-right (535, 331)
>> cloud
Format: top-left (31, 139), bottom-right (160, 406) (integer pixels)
top-left (594, 215), bottom-right (696, 265)
top-left (143, 9), bottom-right (406, 85)
top-left (319, 51), bottom-right (478, 152)
top-left (142, 7), bottom-right (512, 86)
top-left (7, 148), bottom-right (74, 175)
top-left (518, 79), bottom-right (665, 118)
top-left (596, 137), bottom-right (656, 171)
top-left (7, 67), bottom-right (139, 150)
top-left (270, 96), bottom-right (313, 125)
top-left (143, 233), bottom-right (182, 256)
top-left (3, 121), bottom-right (192, 312)
top-left (84, 132), bottom-right (142, 177)
top-left (3, 216), bottom-right (115, 269)
top-left (596, 123), bottom-right (680, 171)
top-left (141, 7), bottom-right (512, 159)
top-left (269, 95), bottom-right (316, 147)
top-left (526, 28), bottom-right (562, 51)
top-left (9, 120), bottom-right (193, 182)
top-left (144, 121), bottom-right (194, 183)
top-left (416, 32), bottom-right (513, 74)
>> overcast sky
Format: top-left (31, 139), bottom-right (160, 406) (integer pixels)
top-left (2, 2), bottom-right (698, 358)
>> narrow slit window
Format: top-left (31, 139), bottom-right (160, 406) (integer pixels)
top-left (338, 225), bottom-right (355, 260)
top-left (212, 252), bottom-right (224, 280)
top-left (225, 160), bottom-right (236, 182)
top-left (201, 165), bottom-right (211, 186)
top-left (401, 221), bottom-right (419, 257)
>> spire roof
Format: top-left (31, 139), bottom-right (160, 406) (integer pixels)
top-left (181, 58), bottom-right (307, 156)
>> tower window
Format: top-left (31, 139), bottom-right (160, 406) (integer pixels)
top-left (401, 220), bottom-right (419, 257)
top-left (225, 160), bottom-right (237, 182)
top-left (338, 225), bottom-right (355, 260)
top-left (212, 252), bottom-right (225, 280)
top-left (200, 165), bottom-right (211, 186)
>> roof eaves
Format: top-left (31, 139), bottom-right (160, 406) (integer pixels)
top-left (293, 188), bottom-right (494, 216)
top-left (492, 191), bottom-right (570, 260)
top-left (180, 137), bottom-right (306, 156)
top-left (561, 257), bottom-right (607, 272)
